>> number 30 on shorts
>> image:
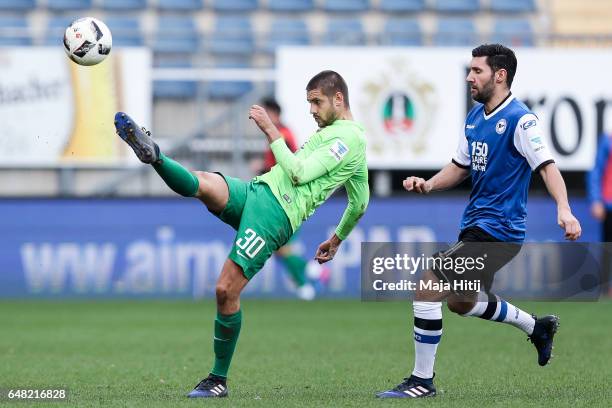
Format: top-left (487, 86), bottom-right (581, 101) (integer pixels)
top-left (235, 228), bottom-right (266, 258)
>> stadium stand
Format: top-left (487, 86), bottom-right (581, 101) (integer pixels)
top-left (100, 0), bottom-right (148, 11)
top-left (434, 0), bottom-right (480, 13)
top-left (156, 0), bottom-right (204, 12)
top-left (380, 18), bottom-right (422, 46)
top-left (268, 0), bottom-right (315, 12)
top-left (324, 17), bottom-right (366, 45)
top-left (264, 18), bottom-right (310, 53)
top-left (153, 16), bottom-right (200, 54)
top-left (0, 0), bottom-right (36, 11)
top-left (433, 17), bottom-right (478, 46)
top-left (379, 0), bottom-right (425, 13)
top-left (45, 16), bottom-right (74, 45)
top-left (209, 16), bottom-right (254, 57)
top-left (208, 61), bottom-right (254, 100)
top-left (212, 0), bottom-right (258, 13)
top-left (490, 0), bottom-right (535, 13)
top-left (105, 16), bottom-right (144, 47)
top-left (322, 0), bottom-right (370, 13)
top-left (153, 59), bottom-right (198, 99)
top-left (0, 15), bottom-right (30, 46)
top-left (47, 0), bottom-right (93, 12)
top-left (492, 19), bottom-right (534, 46)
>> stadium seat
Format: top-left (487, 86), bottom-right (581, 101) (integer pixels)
top-left (208, 61), bottom-right (254, 100)
top-left (434, 18), bottom-right (478, 46)
top-left (45, 16), bottom-right (74, 46)
top-left (47, 0), bottom-right (93, 11)
top-left (153, 59), bottom-right (198, 99)
top-left (380, 18), bottom-right (422, 46)
top-left (434, 0), bottom-right (480, 13)
top-left (209, 16), bottom-right (254, 57)
top-left (324, 18), bottom-right (365, 45)
top-left (268, 0), bottom-right (315, 12)
top-left (212, 0), bottom-right (257, 12)
top-left (0, 0), bottom-right (35, 11)
top-left (379, 0), bottom-right (425, 13)
top-left (323, 0), bottom-right (370, 13)
top-left (105, 16), bottom-right (143, 47)
top-left (100, 0), bottom-right (147, 11)
top-left (154, 16), bottom-right (200, 54)
top-left (264, 18), bottom-right (310, 53)
top-left (490, 0), bottom-right (535, 13)
top-left (0, 16), bottom-right (30, 46)
top-left (492, 19), bottom-right (534, 46)
top-left (157, 0), bottom-right (204, 11)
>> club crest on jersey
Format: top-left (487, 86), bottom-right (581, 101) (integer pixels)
top-left (329, 140), bottom-right (349, 162)
top-left (495, 119), bottom-right (507, 134)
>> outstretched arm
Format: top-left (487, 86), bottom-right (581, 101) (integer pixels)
top-left (539, 162), bottom-right (582, 240)
top-left (315, 170), bottom-right (369, 263)
top-left (403, 162), bottom-right (469, 194)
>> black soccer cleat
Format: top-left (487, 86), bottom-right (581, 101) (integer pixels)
top-left (376, 375), bottom-right (436, 398)
top-left (187, 374), bottom-right (228, 398)
top-left (528, 314), bottom-right (559, 366)
top-left (114, 112), bottom-right (160, 164)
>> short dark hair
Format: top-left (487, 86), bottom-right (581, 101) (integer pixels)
top-left (306, 70), bottom-right (350, 108)
top-left (261, 97), bottom-right (281, 114)
top-left (472, 44), bottom-right (517, 88)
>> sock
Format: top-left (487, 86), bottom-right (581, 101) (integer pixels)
top-left (412, 301), bottom-right (442, 379)
top-left (462, 292), bottom-right (535, 335)
top-left (211, 310), bottom-right (242, 378)
top-left (152, 152), bottom-right (199, 197)
top-left (280, 254), bottom-right (307, 287)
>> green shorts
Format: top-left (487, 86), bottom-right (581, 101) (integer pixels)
top-left (215, 174), bottom-right (293, 279)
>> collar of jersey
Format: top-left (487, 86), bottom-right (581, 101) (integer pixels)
top-left (483, 93), bottom-right (515, 121)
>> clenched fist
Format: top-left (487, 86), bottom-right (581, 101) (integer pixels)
top-left (249, 105), bottom-right (276, 136)
top-left (403, 176), bottom-right (432, 194)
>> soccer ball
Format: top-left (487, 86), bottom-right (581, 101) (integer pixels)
top-left (63, 17), bottom-right (112, 66)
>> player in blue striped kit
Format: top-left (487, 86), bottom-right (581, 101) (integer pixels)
top-left (377, 44), bottom-right (582, 399)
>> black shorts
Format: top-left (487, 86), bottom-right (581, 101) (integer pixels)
top-left (431, 226), bottom-right (521, 294)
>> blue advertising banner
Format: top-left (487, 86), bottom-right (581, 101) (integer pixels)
top-left (0, 197), bottom-right (598, 298)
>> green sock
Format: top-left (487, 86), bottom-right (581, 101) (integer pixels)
top-left (211, 310), bottom-right (242, 378)
top-left (152, 152), bottom-right (199, 197)
top-left (281, 254), bottom-right (307, 287)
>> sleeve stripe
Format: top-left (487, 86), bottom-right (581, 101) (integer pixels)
top-left (534, 159), bottom-right (555, 173)
top-left (452, 159), bottom-right (470, 169)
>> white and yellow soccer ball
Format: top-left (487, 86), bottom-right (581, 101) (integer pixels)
top-left (63, 17), bottom-right (112, 66)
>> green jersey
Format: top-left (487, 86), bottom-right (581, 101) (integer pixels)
top-left (256, 119), bottom-right (369, 240)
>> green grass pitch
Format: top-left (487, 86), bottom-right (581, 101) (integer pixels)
top-left (0, 300), bottom-right (610, 407)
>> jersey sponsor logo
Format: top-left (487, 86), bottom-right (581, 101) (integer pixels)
top-left (471, 141), bottom-right (488, 172)
top-left (495, 119), bottom-right (507, 135)
top-left (522, 119), bottom-right (537, 130)
top-left (329, 140), bottom-right (349, 162)
top-left (466, 124), bottom-right (475, 129)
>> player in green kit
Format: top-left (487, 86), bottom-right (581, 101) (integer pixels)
top-left (113, 70), bottom-right (369, 398)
